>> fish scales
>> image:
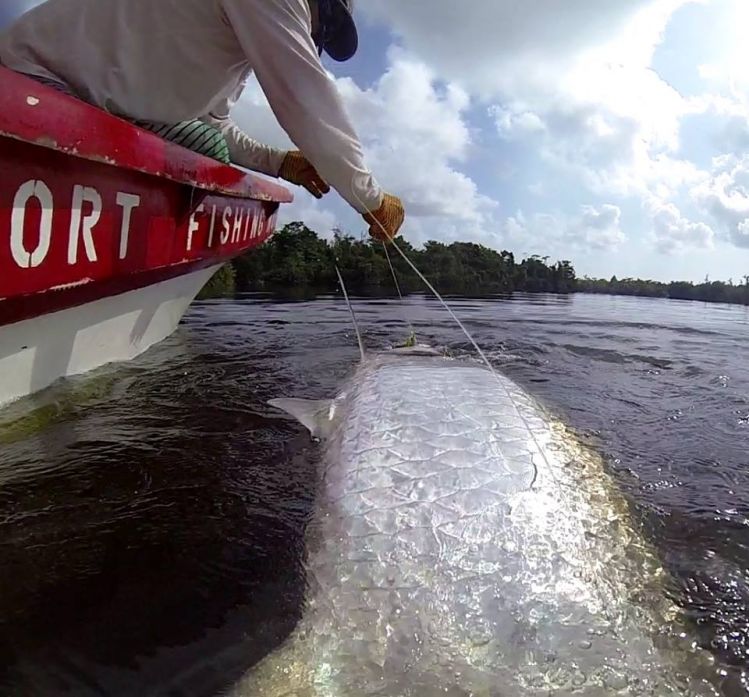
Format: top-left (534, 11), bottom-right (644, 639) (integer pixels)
top-left (231, 353), bottom-right (718, 697)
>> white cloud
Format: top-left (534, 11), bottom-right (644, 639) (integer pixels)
top-left (528, 181), bottom-right (546, 197)
top-left (568, 205), bottom-right (627, 250)
top-left (648, 200), bottom-right (715, 253)
top-left (692, 154), bottom-right (749, 247)
top-left (719, 115), bottom-right (749, 152)
top-left (337, 55), bottom-right (471, 162)
top-left (501, 204), bottom-right (626, 256)
top-left (736, 220), bottom-right (749, 247)
top-left (493, 101), bottom-right (643, 194)
top-left (278, 200), bottom-right (338, 239)
top-left (334, 51), bottom-right (498, 229)
top-left (362, 0), bottom-right (695, 100)
top-left (229, 0), bottom-right (747, 275)
top-left (684, 93), bottom-right (749, 156)
top-left (232, 81), bottom-right (294, 151)
top-left (494, 108), bottom-right (546, 138)
top-left (485, 4), bottom-right (706, 199)
top-left (233, 50), bottom-right (502, 245)
top-left (367, 0), bottom-right (720, 227)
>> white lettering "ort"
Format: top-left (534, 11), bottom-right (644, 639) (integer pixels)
top-left (9, 181), bottom-right (142, 270)
top-left (68, 185), bottom-right (102, 264)
top-left (11, 180), bottom-right (54, 268)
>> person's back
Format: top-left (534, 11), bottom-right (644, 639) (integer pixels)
top-left (0, 0), bottom-right (406, 242)
top-left (1, 0), bottom-right (254, 123)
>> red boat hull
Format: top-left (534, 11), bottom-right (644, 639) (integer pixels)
top-left (0, 67), bottom-right (292, 405)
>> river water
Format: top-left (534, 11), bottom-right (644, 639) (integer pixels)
top-left (0, 293), bottom-right (748, 696)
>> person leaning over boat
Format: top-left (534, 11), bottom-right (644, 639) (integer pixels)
top-left (0, 0), bottom-right (404, 242)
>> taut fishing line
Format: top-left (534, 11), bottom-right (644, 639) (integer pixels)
top-left (334, 263), bottom-right (365, 362)
top-left (382, 242), bottom-right (416, 344)
top-left (350, 187), bottom-right (496, 374)
top-left (349, 184), bottom-right (500, 375)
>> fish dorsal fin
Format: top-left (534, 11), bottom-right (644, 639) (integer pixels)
top-left (269, 398), bottom-right (335, 440)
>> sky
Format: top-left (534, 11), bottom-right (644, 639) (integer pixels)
top-left (3, 0), bottom-right (748, 282)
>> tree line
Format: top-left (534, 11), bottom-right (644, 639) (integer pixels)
top-left (218, 222), bottom-right (576, 296)
top-left (578, 276), bottom-right (749, 305)
top-left (199, 222), bottom-right (749, 306)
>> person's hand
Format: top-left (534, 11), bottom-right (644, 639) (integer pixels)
top-left (279, 151), bottom-right (331, 199)
top-left (363, 193), bottom-right (405, 243)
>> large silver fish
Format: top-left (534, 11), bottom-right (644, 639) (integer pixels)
top-left (232, 348), bottom-right (718, 696)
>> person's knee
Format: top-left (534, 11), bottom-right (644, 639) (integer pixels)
top-left (137, 119), bottom-right (231, 164)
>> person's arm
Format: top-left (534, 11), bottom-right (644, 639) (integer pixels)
top-left (204, 82), bottom-right (331, 198)
top-left (202, 81), bottom-right (287, 177)
top-left (219, 0), bottom-right (383, 214)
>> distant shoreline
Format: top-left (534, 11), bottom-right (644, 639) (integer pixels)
top-left (205, 281), bottom-right (749, 309)
top-left (198, 222), bottom-right (749, 308)
top-left (576, 278), bottom-right (749, 306)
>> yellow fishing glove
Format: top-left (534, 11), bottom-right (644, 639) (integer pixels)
top-left (278, 151), bottom-right (331, 199)
top-left (363, 193), bottom-right (405, 243)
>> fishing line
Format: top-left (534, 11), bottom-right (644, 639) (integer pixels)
top-left (390, 239), bottom-right (498, 372)
top-left (334, 263), bottom-right (366, 361)
top-left (351, 185), bottom-right (496, 371)
top-left (382, 242), bottom-right (416, 343)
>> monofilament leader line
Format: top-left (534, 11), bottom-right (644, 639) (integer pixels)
top-left (351, 185), bottom-right (496, 374)
top-left (334, 263), bottom-right (365, 362)
top-left (388, 239), bottom-right (496, 370)
top-left (382, 242), bottom-right (417, 345)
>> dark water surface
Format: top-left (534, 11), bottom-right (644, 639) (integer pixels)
top-left (1, 293), bottom-right (748, 695)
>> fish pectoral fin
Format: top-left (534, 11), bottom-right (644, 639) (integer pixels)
top-left (269, 398), bottom-right (334, 439)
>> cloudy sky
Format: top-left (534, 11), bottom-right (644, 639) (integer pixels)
top-left (3, 1), bottom-right (747, 281)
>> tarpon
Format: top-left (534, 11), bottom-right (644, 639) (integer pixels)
top-left (231, 348), bottom-right (718, 696)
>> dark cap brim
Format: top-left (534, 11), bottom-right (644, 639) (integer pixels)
top-left (324, 1), bottom-right (358, 62)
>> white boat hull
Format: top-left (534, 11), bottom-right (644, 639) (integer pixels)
top-left (0, 265), bottom-right (221, 407)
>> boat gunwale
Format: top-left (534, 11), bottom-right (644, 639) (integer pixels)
top-left (0, 67), bottom-right (293, 205)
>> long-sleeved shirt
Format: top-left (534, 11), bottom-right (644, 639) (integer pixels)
top-left (0, 0), bottom-right (383, 213)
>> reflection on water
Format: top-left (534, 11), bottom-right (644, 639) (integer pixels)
top-left (0, 293), bottom-right (748, 695)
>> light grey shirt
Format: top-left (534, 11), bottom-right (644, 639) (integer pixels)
top-left (0, 0), bottom-right (383, 212)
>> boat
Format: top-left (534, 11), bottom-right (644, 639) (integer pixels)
top-left (0, 67), bottom-right (293, 407)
